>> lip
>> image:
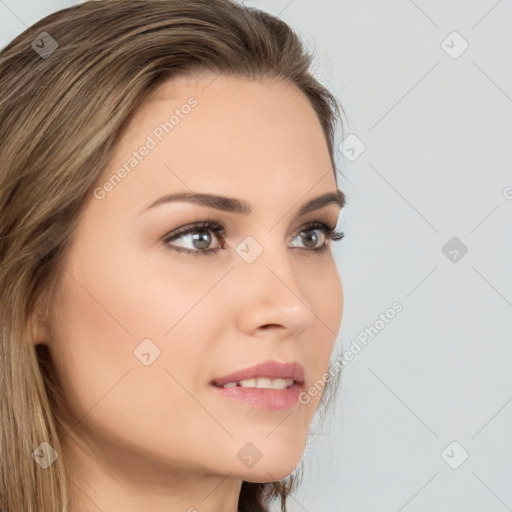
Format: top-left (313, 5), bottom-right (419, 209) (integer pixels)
top-left (211, 383), bottom-right (303, 411)
top-left (211, 360), bottom-right (305, 387)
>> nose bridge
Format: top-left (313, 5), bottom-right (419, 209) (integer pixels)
top-left (233, 233), bottom-right (316, 333)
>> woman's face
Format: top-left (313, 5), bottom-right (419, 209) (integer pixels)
top-left (41, 73), bottom-right (344, 487)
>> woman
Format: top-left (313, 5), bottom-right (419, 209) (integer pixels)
top-left (0, 1), bottom-right (347, 510)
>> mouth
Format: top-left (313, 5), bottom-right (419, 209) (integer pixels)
top-left (214, 377), bottom-right (297, 389)
top-left (210, 360), bottom-right (305, 411)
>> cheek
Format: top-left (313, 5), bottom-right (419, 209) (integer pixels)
top-left (322, 257), bottom-right (344, 325)
top-left (48, 261), bottom-right (146, 428)
top-left (47, 244), bottom-right (224, 439)
top-left (300, 260), bottom-right (343, 410)
top-left (304, 259), bottom-right (343, 356)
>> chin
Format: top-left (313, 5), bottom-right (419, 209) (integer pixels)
top-left (234, 443), bottom-right (305, 483)
top-left (240, 461), bottom-right (301, 484)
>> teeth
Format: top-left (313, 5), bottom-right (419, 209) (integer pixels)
top-left (222, 377), bottom-right (294, 389)
top-left (240, 378), bottom-right (257, 388)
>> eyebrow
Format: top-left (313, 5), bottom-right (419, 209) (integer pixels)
top-left (141, 189), bottom-right (346, 217)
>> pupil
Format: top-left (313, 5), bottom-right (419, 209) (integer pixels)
top-left (303, 230), bottom-right (319, 248)
top-left (192, 231), bottom-right (211, 249)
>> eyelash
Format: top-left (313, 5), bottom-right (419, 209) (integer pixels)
top-left (161, 219), bottom-right (345, 257)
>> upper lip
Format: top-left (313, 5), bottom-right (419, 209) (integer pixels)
top-left (211, 360), bottom-right (305, 387)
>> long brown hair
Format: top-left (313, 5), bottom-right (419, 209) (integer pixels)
top-left (0, 1), bottom-right (346, 510)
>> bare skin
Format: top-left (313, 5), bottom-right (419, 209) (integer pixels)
top-left (33, 72), bottom-right (344, 512)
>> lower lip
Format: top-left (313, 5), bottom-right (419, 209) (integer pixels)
top-left (210, 383), bottom-right (302, 410)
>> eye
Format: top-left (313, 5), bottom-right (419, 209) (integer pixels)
top-left (290, 221), bottom-right (345, 254)
top-left (162, 219), bottom-right (345, 257)
top-left (162, 219), bottom-right (225, 257)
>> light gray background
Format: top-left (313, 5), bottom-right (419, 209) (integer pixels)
top-left (1, 1), bottom-right (511, 511)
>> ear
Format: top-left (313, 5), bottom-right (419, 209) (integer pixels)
top-left (28, 299), bottom-right (51, 346)
top-left (31, 320), bottom-right (50, 345)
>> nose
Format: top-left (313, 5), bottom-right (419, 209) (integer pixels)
top-left (233, 241), bottom-right (317, 337)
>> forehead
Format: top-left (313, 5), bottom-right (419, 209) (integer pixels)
top-left (124, 72), bottom-right (325, 144)
top-left (93, 72), bottom-right (335, 217)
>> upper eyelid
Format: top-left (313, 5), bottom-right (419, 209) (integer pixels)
top-left (166, 218), bottom-right (337, 239)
